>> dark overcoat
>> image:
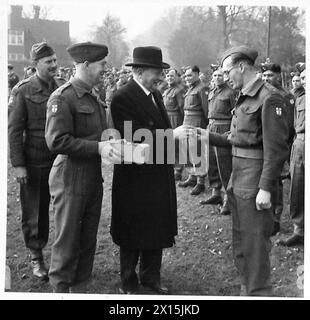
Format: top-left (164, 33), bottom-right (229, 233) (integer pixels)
top-left (110, 79), bottom-right (178, 250)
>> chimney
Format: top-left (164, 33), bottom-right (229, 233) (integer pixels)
top-left (11, 5), bottom-right (23, 18)
top-left (33, 5), bottom-right (40, 19)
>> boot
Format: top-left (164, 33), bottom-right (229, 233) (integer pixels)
top-left (31, 259), bottom-right (48, 280)
top-left (200, 188), bottom-right (222, 205)
top-left (277, 234), bottom-right (304, 247)
top-left (178, 176), bottom-right (197, 188)
top-left (190, 183), bottom-right (205, 196)
top-left (271, 221), bottom-right (280, 236)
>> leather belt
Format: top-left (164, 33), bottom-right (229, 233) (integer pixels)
top-left (232, 146), bottom-right (263, 159)
top-left (167, 110), bottom-right (181, 115)
top-left (184, 110), bottom-right (204, 116)
top-left (209, 119), bottom-right (231, 125)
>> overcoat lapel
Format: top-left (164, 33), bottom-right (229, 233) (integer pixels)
top-left (127, 79), bottom-right (165, 127)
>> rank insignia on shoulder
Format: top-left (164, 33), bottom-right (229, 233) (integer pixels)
top-left (276, 107), bottom-right (282, 116)
top-left (51, 104), bottom-right (58, 113)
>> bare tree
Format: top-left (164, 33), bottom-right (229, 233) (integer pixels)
top-left (91, 14), bottom-right (129, 68)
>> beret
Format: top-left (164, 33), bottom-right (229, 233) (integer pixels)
top-left (220, 45), bottom-right (258, 65)
top-left (295, 62), bottom-right (305, 73)
top-left (30, 42), bottom-right (55, 61)
top-left (210, 64), bottom-right (220, 71)
top-left (260, 62), bottom-right (281, 73)
top-left (67, 42), bottom-right (108, 63)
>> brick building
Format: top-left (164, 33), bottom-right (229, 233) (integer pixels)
top-left (8, 5), bottom-right (71, 78)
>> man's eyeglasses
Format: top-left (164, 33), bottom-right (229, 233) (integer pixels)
top-left (223, 65), bottom-right (237, 77)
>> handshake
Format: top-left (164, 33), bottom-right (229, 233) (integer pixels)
top-left (98, 139), bottom-right (150, 165)
top-left (173, 125), bottom-right (209, 141)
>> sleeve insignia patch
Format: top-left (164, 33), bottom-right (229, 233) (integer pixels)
top-left (290, 99), bottom-right (295, 105)
top-left (276, 107), bottom-right (282, 116)
top-left (51, 104), bottom-right (58, 113)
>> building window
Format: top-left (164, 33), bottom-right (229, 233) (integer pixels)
top-left (8, 30), bottom-right (24, 46)
top-left (8, 53), bottom-right (25, 61)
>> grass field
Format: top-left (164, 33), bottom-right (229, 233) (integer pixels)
top-left (6, 162), bottom-right (304, 297)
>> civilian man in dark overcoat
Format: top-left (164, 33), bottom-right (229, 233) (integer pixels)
top-left (110, 46), bottom-right (178, 294)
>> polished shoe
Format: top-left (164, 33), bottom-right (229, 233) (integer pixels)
top-left (178, 177), bottom-right (196, 188)
top-left (200, 194), bottom-right (223, 205)
top-left (118, 287), bottom-right (138, 295)
top-left (220, 201), bottom-right (231, 215)
top-left (31, 260), bottom-right (48, 280)
top-left (271, 221), bottom-right (280, 236)
top-left (190, 183), bottom-right (205, 196)
top-left (277, 234), bottom-right (304, 247)
top-left (141, 282), bottom-right (169, 294)
top-left (174, 171), bottom-right (182, 181)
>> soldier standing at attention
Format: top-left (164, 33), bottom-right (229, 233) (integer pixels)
top-left (199, 67), bottom-right (235, 215)
top-left (8, 64), bottom-right (20, 98)
top-left (178, 65), bottom-right (209, 195)
top-left (45, 42), bottom-right (122, 293)
top-left (163, 69), bottom-right (185, 181)
top-left (206, 46), bottom-right (289, 295)
top-left (8, 42), bottom-right (64, 280)
top-left (291, 73), bottom-right (304, 99)
top-left (260, 62), bottom-right (295, 235)
top-left (278, 63), bottom-right (305, 247)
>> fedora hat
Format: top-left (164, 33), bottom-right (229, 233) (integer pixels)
top-left (125, 46), bottom-right (170, 69)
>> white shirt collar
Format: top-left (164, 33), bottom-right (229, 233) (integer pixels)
top-left (133, 77), bottom-right (151, 96)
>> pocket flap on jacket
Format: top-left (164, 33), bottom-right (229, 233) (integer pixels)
top-left (76, 104), bottom-right (94, 114)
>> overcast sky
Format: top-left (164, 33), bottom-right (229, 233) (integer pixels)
top-left (8, 0), bottom-right (306, 41)
top-left (8, 0), bottom-right (178, 41)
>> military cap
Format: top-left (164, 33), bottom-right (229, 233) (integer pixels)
top-left (30, 42), bottom-right (55, 61)
top-left (295, 62), bottom-right (305, 73)
top-left (210, 64), bottom-right (220, 71)
top-left (220, 45), bottom-right (258, 65)
top-left (260, 62), bottom-right (281, 73)
top-left (67, 42), bottom-right (108, 63)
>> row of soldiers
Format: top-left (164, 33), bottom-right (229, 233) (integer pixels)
top-left (160, 61), bottom-right (305, 246)
top-left (7, 40), bottom-right (305, 295)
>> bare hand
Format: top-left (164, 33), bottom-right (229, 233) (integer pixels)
top-left (98, 140), bottom-right (123, 164)
top-left (15, 166), bottom-right (28, 184)
top-left (256, 189), bottom-right (272, 211)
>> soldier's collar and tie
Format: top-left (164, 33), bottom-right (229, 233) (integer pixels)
top-left (70, 77), bottom-right (93, 98)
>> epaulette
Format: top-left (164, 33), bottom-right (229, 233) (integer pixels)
top-left (263, 82), bottom-right (279, 94)
top-left (15, 78), bottom-right (30, 88)
top-left (54, 81), bottom-right (72, 95)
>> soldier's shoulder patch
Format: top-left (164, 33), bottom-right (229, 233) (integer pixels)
top-left (275, 107), bottom-right (282, 116)
top-left (290, 98), bottom-right (295, 105)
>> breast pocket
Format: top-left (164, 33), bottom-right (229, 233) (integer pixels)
top-left (189, 92), bottom-right (200, 106)
top-left (238, 103), bottom-right (261, 133)
top-left (76, 104), bottom-right (95, 135)
top-left (25, 94), bottom-right (48, 120)
top-left (216, 97), bottom-right (232, 113)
